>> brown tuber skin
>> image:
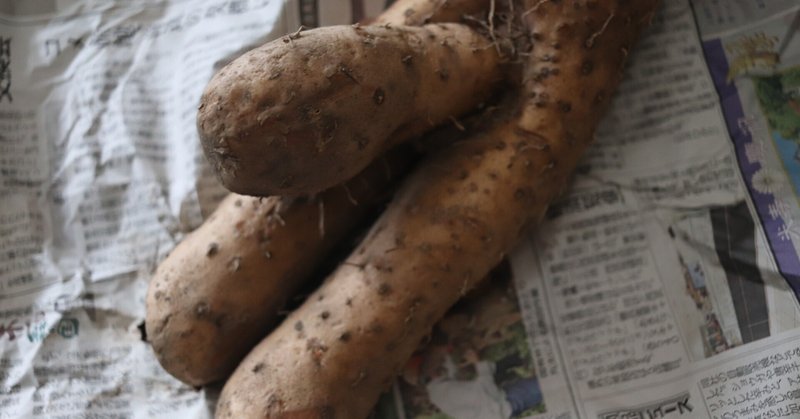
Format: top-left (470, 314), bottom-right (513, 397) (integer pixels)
top-left (375, 0), bottom-right (491, 26)
top-left (198, 23), bottom-right (502, 196)
top-left (145, 151), bottom-right (412, 387)
top-left (216, 0), bottom-right (660, 418)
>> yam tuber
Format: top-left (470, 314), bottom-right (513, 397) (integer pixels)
top-left (145, 151), bottom-right (411, 387)
top-left (197, 23), bottom-right (503, 196)
top-left (216, 1), bottom-right (659, 417)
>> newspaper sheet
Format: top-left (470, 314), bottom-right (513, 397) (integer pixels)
top-left (0, 0), bottom-right (798, 418)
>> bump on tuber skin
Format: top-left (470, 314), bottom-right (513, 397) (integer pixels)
top-left (216, 0), bottom-right (660, 418)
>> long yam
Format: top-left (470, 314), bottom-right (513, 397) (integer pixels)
top-left (198, 23), bottom-right (502, 196)
top-left (216, 1), bottom-right (659, 417)
top-left (145, 151), bottom-right (411, 386)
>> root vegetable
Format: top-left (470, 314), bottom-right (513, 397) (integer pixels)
top-left (216, 1), bottom-right (659, 417)
top-left (197, 23), bottom-right (502, 196)
top-left (145, 151), bottom-right (412, 387)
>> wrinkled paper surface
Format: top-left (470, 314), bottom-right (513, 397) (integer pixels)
top-left (1, 1), bottom-right (799, 418)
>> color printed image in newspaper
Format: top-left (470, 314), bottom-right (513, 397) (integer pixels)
top-left (377, 262), bottom-right (547, 419)
top-left (697, 2), bottom-right (800, 296)
top-left (667, 202), bottom-right (767, 360)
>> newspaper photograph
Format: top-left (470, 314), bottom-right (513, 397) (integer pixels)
top-left (0, 0), bottom-right (799, 418)
top-left (381, 262), bottom-right (547, 419)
